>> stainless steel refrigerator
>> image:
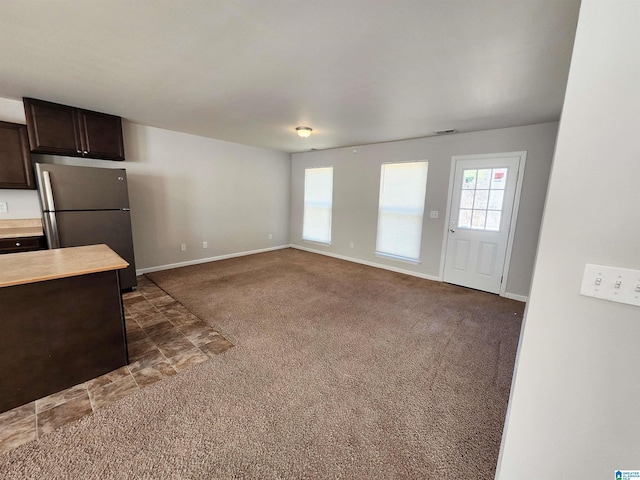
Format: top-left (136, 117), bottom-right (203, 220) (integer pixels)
top-left (35, 163), bottom-right (137, 290)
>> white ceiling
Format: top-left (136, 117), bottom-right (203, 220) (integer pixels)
top-left (0, 0), bottom-right (581, 153)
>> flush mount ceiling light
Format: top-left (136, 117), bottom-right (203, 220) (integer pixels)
top-left (296, 126), bottom-right (312, 138)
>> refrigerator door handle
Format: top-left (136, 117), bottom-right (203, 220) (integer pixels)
top-left (41, 172), bottom-right (61, 248)
top-left (43, 212), bottom-right (61, 249)
top-left (42, 171), bottom-right (56, 212)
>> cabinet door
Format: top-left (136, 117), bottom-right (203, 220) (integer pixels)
top-left (78, 109), bottom-right (125, 161)
top-left (23, 98), bottom-right (82, 156)
top-left (0, 121), bottom-right (35, 189)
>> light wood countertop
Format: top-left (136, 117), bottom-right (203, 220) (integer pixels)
top-left (0, 219), bottom-right (44, 239)
top-left (0, 244), bottom-right (129, 288)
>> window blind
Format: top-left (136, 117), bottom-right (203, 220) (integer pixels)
top-left (302, 167), bottom-right (333, 244)
top-left (375, 161), bottom-right (428, 261)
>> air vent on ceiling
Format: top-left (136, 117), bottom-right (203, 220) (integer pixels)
top-left (435, 129), bottom-right (458, 135)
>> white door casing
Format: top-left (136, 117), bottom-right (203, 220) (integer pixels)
top-left (442, 152), bottom-right (526, 295)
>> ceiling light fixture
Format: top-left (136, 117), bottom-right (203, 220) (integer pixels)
top-left (296, 126), bottom-right (312, 138)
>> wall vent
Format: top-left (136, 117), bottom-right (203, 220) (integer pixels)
top-left (435, 129), bottom-right (458, 135)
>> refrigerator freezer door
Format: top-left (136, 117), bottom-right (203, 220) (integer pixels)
top-left (36, 163), bottom-right (130, 211)
top-left (51, 210), bottom-right (137, 289)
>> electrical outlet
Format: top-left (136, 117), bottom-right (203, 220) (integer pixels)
top-left (430, 211), bottom-right (439, 219)
top-left (202, 241), bottom-right (208, 249)
top-left (349, 241), bottom-right (354, 248)
top-left (0, 202), bottom-right (7, 213)
top-left (180, 243), bottom-right (187, 252)
top-left (268, 234), bottom-right (273, 240)
top-left (580, 264), bottom-right (640, 307)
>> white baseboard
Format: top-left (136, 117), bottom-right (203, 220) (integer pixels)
top-left (137, 243), bottom-right (528, 303)
top-left (290, 244), bottom-right (528, 302)
top-left (136, 245), bottom-right (290, 275)
top-left (289, 244), bottom-right (442, 282)
top-left (503, 292), bottom-right (528, 303)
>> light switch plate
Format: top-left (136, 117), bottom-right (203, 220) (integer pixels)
top-left (0, 202), bottom-right (7, 213)
top-left (580, 263), bottom-right (640, 307)
top-left (430, 210), bottom-right (438, 219)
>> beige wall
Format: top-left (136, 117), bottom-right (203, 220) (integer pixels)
top-left (0, 97), bottom-right (291, 271)
top-left (497, 1), bottom-right (640, 477)
top-left (290, 122), bottom-right (558, 299)
top-left (1, 92), bottom-right (556, 298)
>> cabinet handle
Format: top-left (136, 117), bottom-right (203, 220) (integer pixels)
top-left (77, 149), bottom-right (81, 154)
top-left (15, 242), bottom-right (21, 247)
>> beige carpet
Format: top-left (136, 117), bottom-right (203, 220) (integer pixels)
top-left (0, 248), bottom-right (523, 479)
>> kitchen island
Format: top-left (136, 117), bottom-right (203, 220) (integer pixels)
top-left (0, 244), bottom-right (129, 413)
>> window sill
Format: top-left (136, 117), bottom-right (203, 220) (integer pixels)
top-left (375, 252), bottom-right (421, 265)
top-left (302, 239), bottom-right (332, 247)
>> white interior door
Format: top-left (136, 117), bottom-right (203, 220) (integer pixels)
top-left (443, 152), bottom-right (525, 294)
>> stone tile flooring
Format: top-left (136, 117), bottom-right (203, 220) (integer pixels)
top-left (0, 275), bottom-right (233, 455)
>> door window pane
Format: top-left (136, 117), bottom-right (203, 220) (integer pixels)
top-left (460, 190), bottom-right (474, 209)
top-left (486, 211), bottom-right (502, 231)
top-left (376, 161), bottom-right (428, 261)
top-left (491, 168), bottom-right (508, 189)
top-left (458, 209), bottom-right (472, 228)
top-left (458, 167), bottom-right (509, 231)
top-left (488, 190), bottom-right (504, 211)
top-left (473, 189), bottom-right (489, 210)
top-left (476, 169), bottom-right (492, 189)
top-left (471, 209), bottom-right (487, 229)
top-left (302, 167), bottom-right (333, 244)
top-left (463, 170), bottom-right (477, 189)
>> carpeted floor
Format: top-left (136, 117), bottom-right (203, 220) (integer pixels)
top-left (0, 248), bottom-right (523, 479)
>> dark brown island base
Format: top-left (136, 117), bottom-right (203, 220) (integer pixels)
top-left (0, 244), bottom-right (129, 413)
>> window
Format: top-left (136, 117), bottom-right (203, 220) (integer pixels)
top-left (457, 168), bottom-right (507, 231)
top-left (375, 161), bottom-right (428, 262)
top-left (302, 167), bottom-right (333, 244)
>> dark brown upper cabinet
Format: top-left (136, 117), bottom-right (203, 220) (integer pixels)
top-left (23, 98), bottom-right (125, 161)
top-left (0, 121), bottom-right (35, 189)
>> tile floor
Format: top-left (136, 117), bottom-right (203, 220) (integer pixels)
top-left (0, 275), bottom-right (233, 455)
